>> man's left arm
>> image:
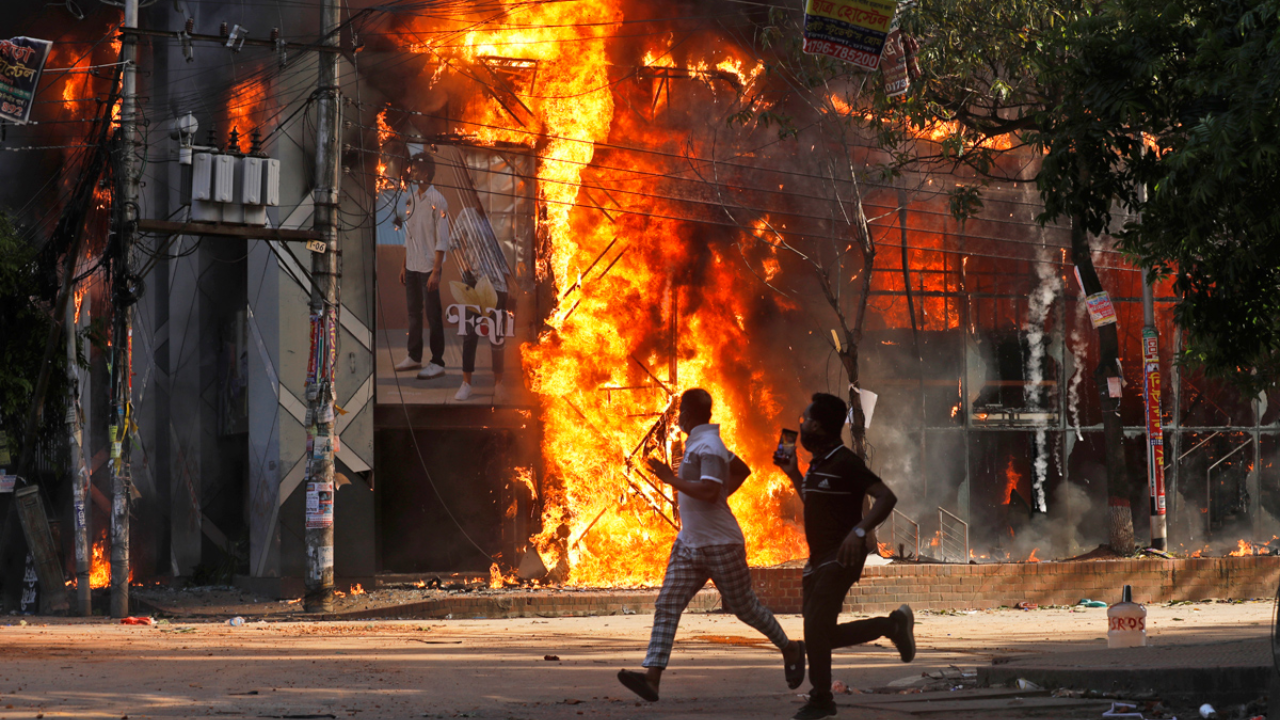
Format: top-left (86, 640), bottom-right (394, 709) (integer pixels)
top-left (837, 481), bottom-right (896, 566)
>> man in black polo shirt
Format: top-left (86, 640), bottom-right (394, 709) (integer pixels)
top-left (774, 392), bottom-right (916, 720)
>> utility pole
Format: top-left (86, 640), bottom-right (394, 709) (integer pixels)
top-left (67, 299), bottom-right (91, 615)
top-left (110, 0), bottom-right (141, 618)
top-left (1140, 269), bottom-right (1167, 551)
top-left (304, 0), bottom-right (342, 613)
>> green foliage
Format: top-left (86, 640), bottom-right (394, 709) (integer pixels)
top-left (1036, 0), bottom-right (1280, 393)
top-left (888, 0), bottom-right (1074, 175)
top-left (0, 213), bottom-right (68, 464)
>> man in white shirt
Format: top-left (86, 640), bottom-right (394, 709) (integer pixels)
top-left (395, 154), bottom-right (450, 379)
top-left (617, 388), bottom-right (805, 702)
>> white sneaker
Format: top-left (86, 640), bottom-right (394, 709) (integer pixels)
top-left (454, 382), bottom-right (472, 401)
top-left (393, 357), bottom-right (422, 371)
top-left (417, 362), bottom-right (445, 379)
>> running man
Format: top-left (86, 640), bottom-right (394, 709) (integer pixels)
top-left (774, 392), bottom-right (916, 720)
top-left (617, 388), bottom-right (806, 701)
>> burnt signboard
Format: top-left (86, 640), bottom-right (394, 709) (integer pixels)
top-left (0, 37), bottom-right (53, 125)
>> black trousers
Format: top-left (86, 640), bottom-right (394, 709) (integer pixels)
top-left (802, 556), bottom-right (894, 704)
top-left (461, 291), bottom-right (508, 374)
top-left (405, 270), bottom-right (444, 367)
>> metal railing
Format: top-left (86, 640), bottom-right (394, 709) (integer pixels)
top-left (938, 507), bottom-right (969, 564)
top-left (889, 508), bottom-right (919, 559)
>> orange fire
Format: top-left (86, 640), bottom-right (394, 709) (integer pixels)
top-left (392, 0), bottom-right (1039, 585)
top-left (389, 0), bottom-right (808, 586)
top-left (1027, 548), bottom-right (1040, 563)
top-left (877, 542), bottom-right (892, 558)
top-left (489, 562), bottom-right (520, 588)
top-left (86, 532), bottom-right (132, 588)
top-left (1002, 457), bottom-right (1019, 505)
top-left (375, 108), bottom-right (397, 192)
top-left (1228, 540), bottom-right (1254, 557)
top-left (225, 77), bottom-right (275, 152)
top-left (73, 287), bottom-right (87, 324)
top-left (89, 535), bottom-right (111, 589)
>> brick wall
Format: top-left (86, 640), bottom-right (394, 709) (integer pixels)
top-left (751, 557), bottom-right (1280, 614)
top-left (335, 588), bottom-right (723, 620)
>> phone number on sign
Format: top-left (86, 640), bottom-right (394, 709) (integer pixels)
top-left (802, 37), bottom-right (881, 69)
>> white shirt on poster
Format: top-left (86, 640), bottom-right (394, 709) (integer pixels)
top-left (404, 185), bottom-right (450, 273)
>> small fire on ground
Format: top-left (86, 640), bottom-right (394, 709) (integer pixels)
top-left (73, 532), bottom-right (132, 589)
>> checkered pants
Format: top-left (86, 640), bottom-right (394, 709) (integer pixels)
top-left (642, 540), bottom-right (790, 669)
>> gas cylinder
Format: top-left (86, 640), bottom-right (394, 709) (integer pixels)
top-left (1107, 585), bottom-right (1147, 648)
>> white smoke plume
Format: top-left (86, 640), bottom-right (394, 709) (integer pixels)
top-left (1023, 240), bottom-right (1058, 512)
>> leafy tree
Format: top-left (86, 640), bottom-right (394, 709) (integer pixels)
top-left (715, 7), bottom-right (937, 457)
top-left (0, 213), bottom-right (70, 465)
top-left (1035, 0), bottom-right (1280, 396)
top-left (884, 0), bottom-right (1149, 553)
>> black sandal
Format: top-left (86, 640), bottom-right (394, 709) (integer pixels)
top-left (785, 641), bottom-right (806, 689)
top-left (617, 670), bottom-right (659, 701)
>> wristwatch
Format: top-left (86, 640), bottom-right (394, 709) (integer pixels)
top-left (853, 527), bottom-right (867, 539)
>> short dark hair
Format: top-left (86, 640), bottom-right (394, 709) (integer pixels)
top-left (680, 388), bottom-right (713, 425)
top-left (809, 392), bottom-right (847, 434)
top-left (408, 153), bottom-right (436, 183)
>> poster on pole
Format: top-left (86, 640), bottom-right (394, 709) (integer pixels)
top-left (0, 37), bottom-right (53, 125)
top-left (1085, 291), bottom-right (1117, 328)
top-left (305, 481), bottom-right (334, 529)
top-left (1142, 327), bottom-right (1167, 516)
top-left (801, 0), bottom-right (898, 71)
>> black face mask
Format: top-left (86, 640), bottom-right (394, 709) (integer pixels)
top-left (800, 424), bottom-right (836, 452)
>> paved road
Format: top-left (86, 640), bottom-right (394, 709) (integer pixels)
top-left (0, 601), bottom-right (1270, 719)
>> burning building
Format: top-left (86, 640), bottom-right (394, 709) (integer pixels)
top-left (2, 0), bottom-right (1279, 608)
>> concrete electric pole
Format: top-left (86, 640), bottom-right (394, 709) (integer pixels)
top-left (67, 299), bottom-right (90, 616)
top-left (110, 0), bottom-right (141, 618)
top-left (304, 0), bottom-right (342, 613)
top-left (1140, 269), bottom-right (1167, 551)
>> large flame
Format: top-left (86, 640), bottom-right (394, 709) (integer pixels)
top-left (397, 0), bottom-right (809, 585)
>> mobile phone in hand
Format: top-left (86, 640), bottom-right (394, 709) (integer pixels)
top-left (773, 428), bottom-right (798, 463)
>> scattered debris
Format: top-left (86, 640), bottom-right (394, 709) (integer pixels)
top-left (1015, 602), bottom-right (1038, 610)
top-left (1078, 599), bottom-right (1108, 608)
top-left (543, 655), bottom-right (560, 661)
top-left (119, 617), bottom-right (153, 626)
top-left (1199, 704), bottom-right (1217, 719)
top-left (227, 616), bottom-right (245, 627)
top-left (1016, 678), bottom-right (1044, 691)
top-left (1103, 701), bottom-right (1146, 718)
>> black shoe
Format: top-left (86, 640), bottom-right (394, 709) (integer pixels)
top-left (889, 603), bottom-right (916, 663)
top-left (792, 700), bottom-right (837, 720)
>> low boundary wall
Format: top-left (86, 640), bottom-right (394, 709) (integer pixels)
top-left (750, 557), bottom-right (1280, 615)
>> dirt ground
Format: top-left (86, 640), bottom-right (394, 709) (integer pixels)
top-left (0, 600), bottom-right (1270, 720)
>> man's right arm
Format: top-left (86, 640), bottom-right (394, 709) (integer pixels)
top-left (773, 450), bottom-right (803, 494)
